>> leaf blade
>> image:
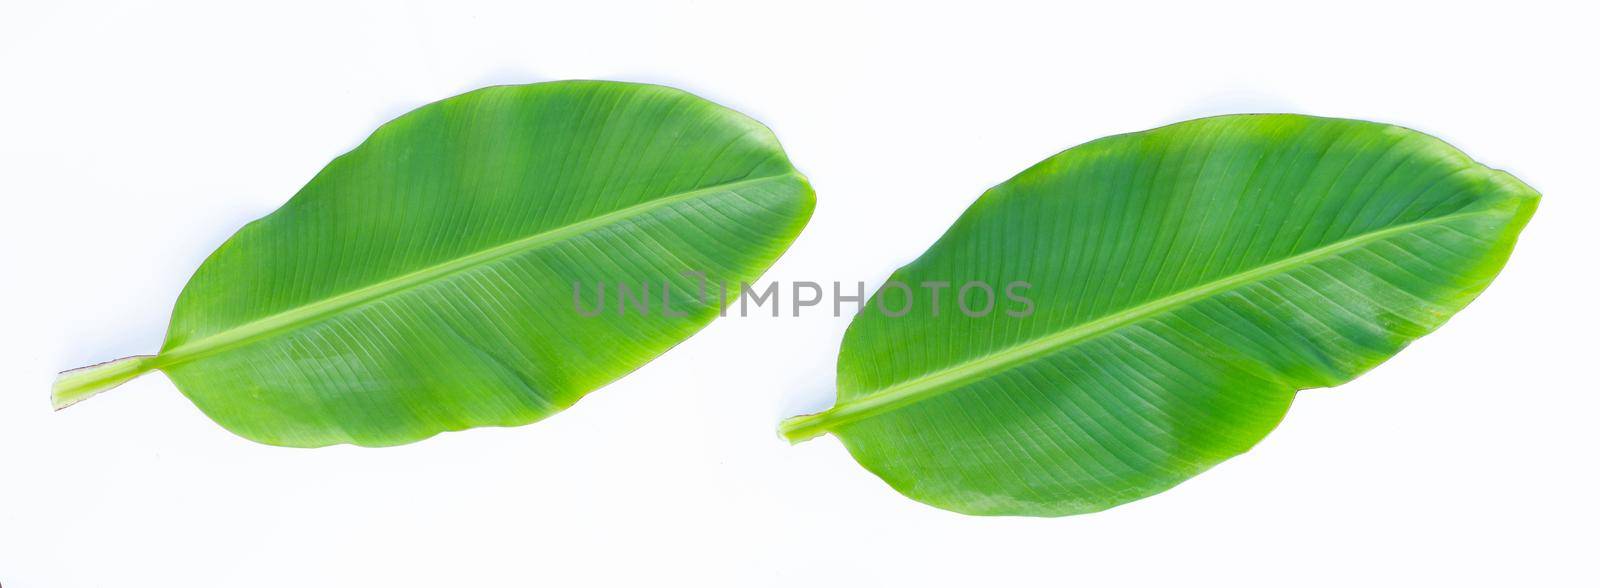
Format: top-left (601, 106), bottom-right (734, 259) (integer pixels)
top-left (785, 114), bottom-right (1536, 516)
top-left (60, 80), bottom-right (815, 447)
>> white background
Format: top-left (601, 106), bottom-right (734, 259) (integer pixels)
top-left (2, 1), bottom-right (1595, 586)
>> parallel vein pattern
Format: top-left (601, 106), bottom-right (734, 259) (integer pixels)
top-left (782, 115), bottom-right (1536, 516)
top-left (155, 173), bottom-right (800, 367)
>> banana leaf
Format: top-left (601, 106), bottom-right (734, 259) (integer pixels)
top-left (55, 81), bottom-right (815, 447)
top-left (780, 114), bottom-right (1536, 516)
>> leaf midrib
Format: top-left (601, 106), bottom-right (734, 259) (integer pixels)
top-left (154, 173), bottom-right (798, 369)
top-left (784, 208), bottom-right (1501, 438)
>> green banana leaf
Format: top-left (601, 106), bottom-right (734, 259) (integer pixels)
top-left (780, 114), bottom-right (1536, 516)
top-left (55, 81), bottom-right (815, 447)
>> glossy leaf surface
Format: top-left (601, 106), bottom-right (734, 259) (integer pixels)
top-left (780, 115), bottom-right (1536, 516)
top-left (56, 81), bottom-right (814, 447)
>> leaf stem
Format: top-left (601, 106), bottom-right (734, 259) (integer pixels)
top-left (51, 355), bottom-right (157, 410)
top-left (778, 410), bottom-right (838, 444)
